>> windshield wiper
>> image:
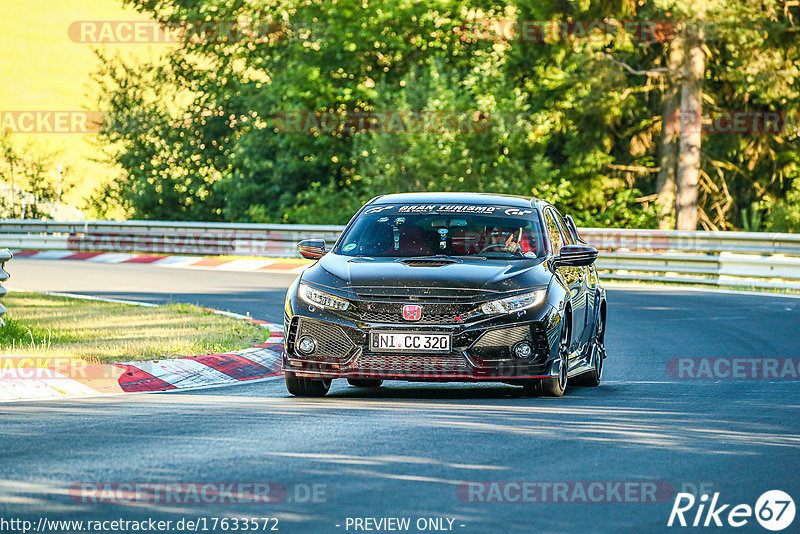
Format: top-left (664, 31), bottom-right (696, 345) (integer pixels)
top-left (399, 255), bottom-right (489, 264)
top-left (400, 255), bottom-right (456, 262)
top-left (399, 256), bottom-right (460, 266)
top-left (408, 254), bottom-right (489, 260)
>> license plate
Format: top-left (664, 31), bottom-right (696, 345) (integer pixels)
top-left (369, 331), bottom-right (451, 353)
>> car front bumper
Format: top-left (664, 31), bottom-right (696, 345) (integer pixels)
top-left (283, 300), bottom-right (563, 382)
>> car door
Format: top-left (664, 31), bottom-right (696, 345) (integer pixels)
top-left (559, 211), bottom-right (597, 346)
top-left (544, 208), bottom-right (587, 350)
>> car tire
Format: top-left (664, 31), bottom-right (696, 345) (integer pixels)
top-left (521, 380), bottom-right (542, 396)
top-left (285, 371), bottom-right (331, 397)
top-left (539, 319), bottom-right (570, 397)
top-left (347, 379), bottom-right (383, 388)
top-left (572, 311), bottom-right (604, 387)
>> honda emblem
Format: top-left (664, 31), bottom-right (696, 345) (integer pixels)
top-left (402, 304), bottom-right (422, 321)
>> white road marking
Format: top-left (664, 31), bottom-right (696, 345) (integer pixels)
top-left (152, 256), bottom-right (204, 267)
top-left (86, 253), bottom-right (139, 263)
top-left (29, 250), bottom-right (74, 260)
top-left (0, 369), bottom-right (100, 400)
top-left (214, 259), bottom-right (275, 271)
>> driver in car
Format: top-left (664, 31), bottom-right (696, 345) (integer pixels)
top-left (485, 226), bottom-right (522, 253)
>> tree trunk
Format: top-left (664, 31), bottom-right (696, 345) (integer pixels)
top-left (675, 21), bottom-right (705, 230)
top-left (655, 36), bottom-right (683, 229)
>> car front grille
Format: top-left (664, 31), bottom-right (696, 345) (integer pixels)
top-left (472, 325), bottom-right (531, 347)
top-left (353, 353), bottom-right (471, 376)
top-left (358, 302), bottom-right (480, 325)
top-left (359, 311), bottom-right (471, 324)
top-left (296, 318), bottom-right (357, 362)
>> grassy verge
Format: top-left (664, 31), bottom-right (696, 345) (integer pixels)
top-left (0, 292), bottom-right (267, 364)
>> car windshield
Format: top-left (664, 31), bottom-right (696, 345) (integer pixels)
top-left (336, 203), bottom-right (545, 259)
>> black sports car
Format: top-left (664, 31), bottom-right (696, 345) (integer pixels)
top-left (283, 192), bottom-right (606, 397)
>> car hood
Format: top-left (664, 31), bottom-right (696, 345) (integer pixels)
top-left (302, 253), bottom-right (552, 298)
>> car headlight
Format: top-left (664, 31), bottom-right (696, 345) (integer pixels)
top-left (298, 283), bottom-right (350, 311)
top-left (481, 289), bottom-right (546, 315)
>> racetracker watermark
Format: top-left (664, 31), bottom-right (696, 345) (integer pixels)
top-left (456, 481), bottom-right (674, 503)
top-left (273, 111), bottom-right (490, 134)
top-left (69, 482), bottom-right (329, 504)
top-left (666, 357), bottom-right (800, 380)
top-left (0, 111), bottom-right (104, 134)
top-left (459, 19), bottom-right (673, 44)
top-left (580, 229), bottom-right (720, 252)
top-left (66, 229), bottom-right (303, 255)
top-left (67, 20), bottom-right (282, 43)
top-left (666, 110), bottom-right (800, 135)
top-left (0, 356), bottom-right (120, 380)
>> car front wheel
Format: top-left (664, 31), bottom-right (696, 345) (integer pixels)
top-left (572, 311), bottom-right (604, 387)
top-left (285, 371), bottom-right (331, 397)
top-left (522, 319), bottom-right (570, 397)
top-left (538, 319), bottom-right (570, 397)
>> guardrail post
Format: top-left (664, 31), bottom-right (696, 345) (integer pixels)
top-left (0, 249), bottom-right (11, 324)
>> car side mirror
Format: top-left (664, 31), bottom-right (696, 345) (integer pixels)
top-left (298, 239), bottom-right (327, 259)
top-left (554, 244), bottom-right (598, 267)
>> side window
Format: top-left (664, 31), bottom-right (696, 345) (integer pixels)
top-left (557, 212), bottom-right (576, 245)
top-left (544, 210), bottom-right (564, 255)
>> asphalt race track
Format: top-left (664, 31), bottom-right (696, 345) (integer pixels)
top-left (2, 259), bottom-right (799, 533)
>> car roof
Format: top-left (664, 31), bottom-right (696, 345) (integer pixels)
top-left (370, 192), bottom-right (545, 208)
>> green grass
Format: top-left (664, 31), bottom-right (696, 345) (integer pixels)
top-left (0, 292), bottom-right (266, 364)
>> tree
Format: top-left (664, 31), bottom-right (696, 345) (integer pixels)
top-left (89, 0), bottom-right (800, 232)
top-left (0, 133), bottom-right (69, 219)
top-left (656, 35), bottom-right (683, 229)
top-left (675, 12), bottom-right (706, 230)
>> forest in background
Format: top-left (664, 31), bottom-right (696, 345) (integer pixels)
top-left (74, 0), bottom-right (800, 231)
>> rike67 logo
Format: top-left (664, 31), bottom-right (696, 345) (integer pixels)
top-left (668, 490), bottom-right (795, 531)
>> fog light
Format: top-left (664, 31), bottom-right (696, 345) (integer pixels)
top-left (297, 336), bottom-right (316, 355)
top-left (514, 342), bottom-right (533, 359)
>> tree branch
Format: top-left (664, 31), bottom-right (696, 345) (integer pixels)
top-left (602, 53), bottom-right (679, 78)
top-left (605, 163), bottom-right (661, 173)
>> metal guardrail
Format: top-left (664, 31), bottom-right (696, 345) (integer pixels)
top-left (0, 220), bottom-right (343, 257)
top-left (1, 219), bottom-right (799, 290)
top-left (0, 249), bottom-right (11, 323)
top-left (580, 228), bottom-right (800, 255)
